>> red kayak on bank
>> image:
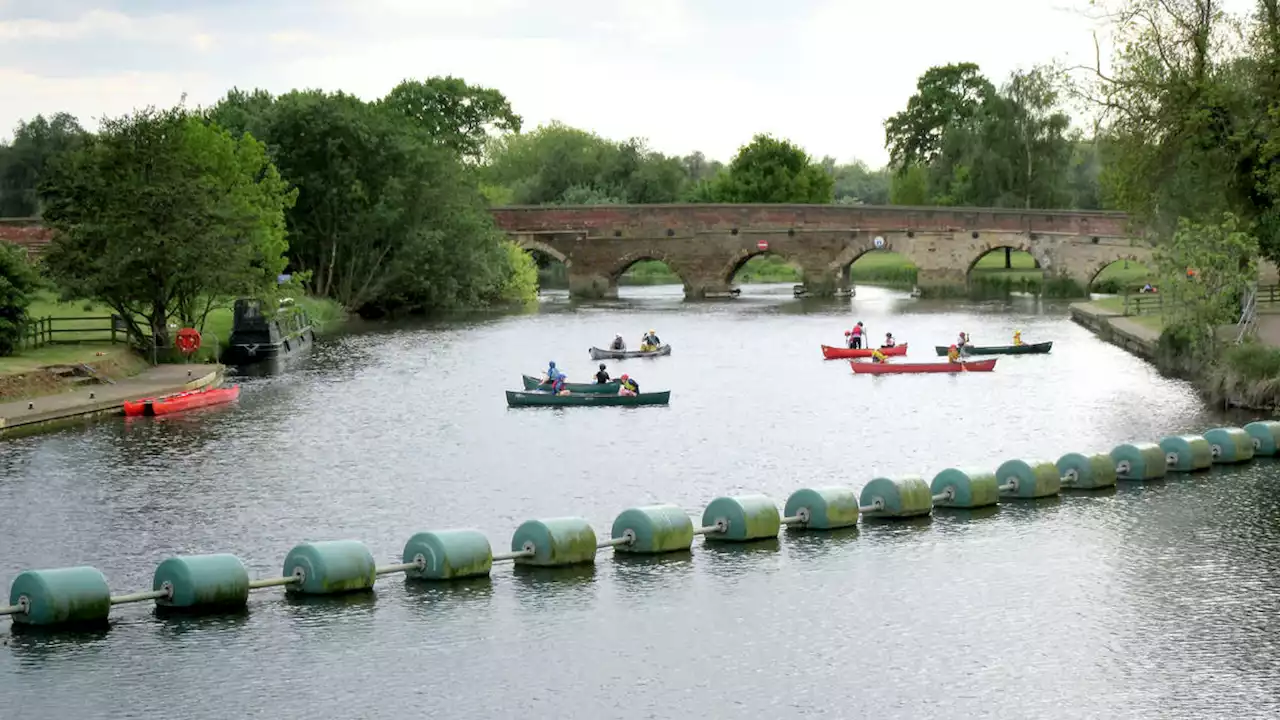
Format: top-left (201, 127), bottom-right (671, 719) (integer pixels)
top-left (849, 359), bottom-right (997, 374)
top-left (821, 343), bottom-right (909, 359)
top-left (123, 385), bottom-right (241, 417)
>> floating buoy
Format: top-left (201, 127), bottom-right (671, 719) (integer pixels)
top-left (510, 517), bottom-right (597, 567)
top-left (611, 505), bottom-right (694, 554)
top-left (8, 566), bottom-right (111, 627)
top-left (1056, 453), bottom-right (1117, 490)
top-left (1244, 421), bottom-right (1280, 456)
top-left (401, 529), bottom-right (493, 580)
top-left (995, 459), bottom-right (1061, 499)
top-left (282, 540), bottom-right (377, 595)
top-left (153, 554), bottom-right (250, 610)
top-left (1110, 443), bottom-right (1167, 481)
top-left (1203, 427), bottom-right (1255, 464)
top-left (1158, 435), bottom-right (1212, 473)
top-left (859, 477), bottom-right (932, 518)
top-left (700, 495), bottom-right (781, 541)
top-left (783, 487), bottom-right (861, 529)
top-left (929, 468), bottom-right (999, 508)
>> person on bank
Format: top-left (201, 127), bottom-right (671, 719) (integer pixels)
top-left (882, 333), bottom-right (896, 348)
top-left (618, 374), bottom-right (639, 396)
top-left (610, 334), bottom-right (626, 351)
top-left (947, 344), bottom-right (961, 363)
top-left (595, 363), bottom-right (611, 384)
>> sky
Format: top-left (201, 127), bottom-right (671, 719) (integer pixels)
top-left (0, 0), bottom-right (1243, 167)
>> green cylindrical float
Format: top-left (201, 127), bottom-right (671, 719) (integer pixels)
top-left (1244, 421), bottom-right (1280, 456)
top-left (153, 554), bottom-right (250, 610)
top-left (282, 540), bottom-right (377, 595)
top-left (1056, 453), bottom-right (1117, 490)
top-left (402, 529), bottom-right (493, 580)
top-left (8, 566), bottom-right (111, 627)
top-left (1110, 443), bottom-right (1167, 481)
top-left (1158, 435), bottom-right (1212, 472)
top-left (783, 487), bottom-right (861, 529)
top-left (700, 495), bottom-right (781, 541)
top-left (611, 504), bottom-right (694, 553)
top-left (995, 459), bottom-right (1062, 499)
top-left (1204, 427), bottom-right (1255, 464)
top-left (929, 468), bottom-right (999, 508)
top-left (510, 517), bottom-right (597, 566)
top-left (858, 477), bottom-right (932, 518)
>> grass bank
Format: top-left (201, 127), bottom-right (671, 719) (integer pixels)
top-left (1203, 343), bottom-right (1280, 409)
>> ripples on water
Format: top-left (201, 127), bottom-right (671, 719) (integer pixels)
top-left (3, 284), bottom-right (1280, 719)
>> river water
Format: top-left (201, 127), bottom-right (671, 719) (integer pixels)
top-left (2, 284), bottom-right (1279, 719)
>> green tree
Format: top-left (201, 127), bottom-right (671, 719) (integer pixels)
top-left (884, 63), bottom-right (993, 170)
top-left (889, 164), bottom-right (929, 205)
top-left (381, 76), bottom-right (522, 162)
top-left (703, 134), bottom-right (834, 203)
top-left (0, 113), bottom-right (87, 217)
top-left (253, 90), bottom-right (518, 314)
top-left (0, 241), bottom-right (40, 356)
top-left (39, 105), bottom-right (294, 350)
top-left (824, 158), bottom-right (892, 205)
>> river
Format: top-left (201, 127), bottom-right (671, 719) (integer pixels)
top-left (2, 284), bottom-right (1278, 719)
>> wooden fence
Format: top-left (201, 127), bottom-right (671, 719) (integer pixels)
top-left (1121, 285), bottom-right (1280, 316)
top-left (18, 315), bottom-right (152, 350)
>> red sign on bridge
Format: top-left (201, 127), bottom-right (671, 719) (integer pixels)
top-left (756, 239), bottom-right (769, 251)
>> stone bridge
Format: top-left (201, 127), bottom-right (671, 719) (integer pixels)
top-left (489, 204), bottom-right (1155, 298)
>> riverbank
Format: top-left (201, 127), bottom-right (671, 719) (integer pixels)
top-left (0, 363), bottom-right (222, 438)
top-left (1069, 301), bottom-right (1161, 359)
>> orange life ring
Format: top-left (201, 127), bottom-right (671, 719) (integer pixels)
top-left (175, 328), bottom-right (202, 354)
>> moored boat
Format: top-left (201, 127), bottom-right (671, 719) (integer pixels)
top-left (588, 344), bottom-right (672, 360)
top-left (123, 385), bottom-right (241, 416)
top-left (933, 341), bottom-right (1052, 356)
top-left (505, 390), bottom-right (671, 407)
top-left (850, 359), bottom-right (997, 374)
top-left (821, 343), bottom-right (908, 359)
top-left (223, 298), bottom-right (315, 366)
top-left (521, 375), bottom-right (621, 393)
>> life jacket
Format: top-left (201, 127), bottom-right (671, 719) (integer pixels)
top-left (622, 378), bottom-right (638, 392)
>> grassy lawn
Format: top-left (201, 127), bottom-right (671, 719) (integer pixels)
top-left (0, 343), bottom-right (131, 374)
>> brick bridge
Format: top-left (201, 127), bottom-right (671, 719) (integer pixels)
top-left (489, 204), bottom-right (1154, 298)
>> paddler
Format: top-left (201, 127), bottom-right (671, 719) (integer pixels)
top-left (595, 363), bottom-right (611, 384)
top-left (642, 329), bottom-right (661, 348)
top-left (1013, 330), bottom-right (1023, 346)
top-left (844, 330), bottom-right (856, 349)
top-left (946, 344), bottom-right (961, 363)
top-left (618, 374), bottom-right (639, 396)
top-left (882, 332), bottom-right (896, 348)
top-left (851, 321), bottom-right (864, 349)
top-left (870, 348), bottom-right (888, 363)
top-left (544, 360), bottom-right (559, 382)
top-left (957, 331), bottom-right (968, 348)
top-left (609, 334), bottom-right (626, 351)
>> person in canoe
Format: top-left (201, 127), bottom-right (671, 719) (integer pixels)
top-left (595, 363), bottom-right (611, 384)
top-left (946, 344), bottom-right (962, 363)
top-left (640, 329), bottom-right (661, 351)
top-left (957, 331), bottom-right (969, 348)
top-left (544, 361), bottom-right (560, 383)
top-left (882, 332), bottom-right (896, 348)
top-left (870, 348), bottom-right (889, 363)
top-left (609, 334), bottom-right (626, 351)
top-left (850, 321), bottom-right (864, 349)
top-left (1013, 330), bottom-right (1024, 346)
top-left (618, 374), bottom-right (639, 396)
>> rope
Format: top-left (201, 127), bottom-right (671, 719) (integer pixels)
top-left (109, 588), bottom-right (170, 605)
top-left (596, 534), bottom-right (633, 549)
top-left (374, 561), bottom-right (421, 576)
top-left (492, 549), bottom-right (535, 562)
top-left (247, 576), bottom-right (300, 590)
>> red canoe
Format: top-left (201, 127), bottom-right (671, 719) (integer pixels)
top-left (821, 343), bottom-right (909, 359)
top-left (123, 385), bottom-right (241, 417)
top-left (850, 359), bottom-right (997, 374)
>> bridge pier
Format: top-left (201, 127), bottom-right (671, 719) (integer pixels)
top-left (569, 273), bottom-right (618, 300)
top-left (914, 269), bottom-right (968, 298)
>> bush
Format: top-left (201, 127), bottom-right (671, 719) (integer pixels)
top-left (0, 243), bottom-right (40, 356)
top-left (1205, 342), bottom-right (1280, 408)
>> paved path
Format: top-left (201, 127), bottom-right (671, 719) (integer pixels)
top-left (0, 364), bottom-right (221, 432)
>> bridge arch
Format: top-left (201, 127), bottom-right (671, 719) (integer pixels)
top-left (964, 243), bottom-right (1049, 277)
top-left (720, 247), bottom-right (802, 285)
top-left (516, 238), bottom-right (571, 268)
top-left (609, 249), bottom-right (694, 289)
top-left (1087, 254), bottom-right (1154, 289)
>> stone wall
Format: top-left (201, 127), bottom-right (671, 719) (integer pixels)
top-left (0, 219), bottom-right (51, 259)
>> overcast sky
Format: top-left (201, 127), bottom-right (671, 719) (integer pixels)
top-left (0, 0), bottom-right (1248, 167)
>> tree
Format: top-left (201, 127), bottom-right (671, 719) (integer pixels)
top-left (826, 159), bottom-right (892, 205)
top-left (0, 241), bottom-right (40, 356)
top-left (252, 90), bottom-right (520, 314)
top-left (889, 164), bottom-right (929, 205)
top-left (702, 134), bottom-right (834, 203)
top-left (381, 76), bottom-right (521, 162)
top-left (39, 105), bottom-right (294, 350)
top-left (884, 63), bottom-right (994, 170)
top-left (0, 113), bottom-right (87, 217)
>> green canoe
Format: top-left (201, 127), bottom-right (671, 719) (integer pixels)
top-left (505, 390), bottom-right (671, 407)
top-left (521, 375), bottom-right (621, 393)
top-left (933, 341), bottom-right (1053, 356)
